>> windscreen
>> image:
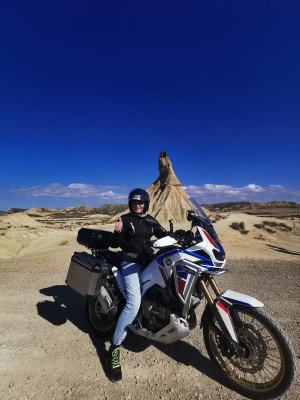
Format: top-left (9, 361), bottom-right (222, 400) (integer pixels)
top-left (188, 198), bottom-right (222, 245)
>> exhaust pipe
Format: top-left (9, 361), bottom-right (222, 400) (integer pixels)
top-left (98, 286), bottom-right (114, 314)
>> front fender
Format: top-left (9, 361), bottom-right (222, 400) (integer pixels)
top-left (220, 290), bottom-right (264, 308)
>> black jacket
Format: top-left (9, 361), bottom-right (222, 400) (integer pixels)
top-left (110, 212), bottom-right (166, 266)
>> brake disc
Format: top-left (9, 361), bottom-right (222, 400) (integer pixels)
top-left (229, 321), bottom-right (267, 373)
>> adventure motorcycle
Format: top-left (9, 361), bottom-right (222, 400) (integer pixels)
top-left (66, 202), bottom-right (296, 399)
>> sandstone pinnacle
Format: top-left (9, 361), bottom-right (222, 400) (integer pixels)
top-left (146, 151), bottom-right (197, 224)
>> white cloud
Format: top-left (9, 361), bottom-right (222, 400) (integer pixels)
top-left (183, 183), bottom-right (300, 204)
top-left (10, 182), bottom-right (300, 207)
top-left (18, 183), bottom-right (128, 202)
top-left (245, 184), bottom-right (264, 192)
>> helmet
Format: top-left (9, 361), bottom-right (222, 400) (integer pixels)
top-left (128, 188), bottom-right (150, 213)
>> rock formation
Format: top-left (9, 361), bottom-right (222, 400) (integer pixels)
top-left (146, 152), bottom-right (197, 224)
top-left (108, 151), bottom-right (198, 225)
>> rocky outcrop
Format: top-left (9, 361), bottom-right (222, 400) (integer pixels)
top-left (146, 152), bottom-right (197, 224)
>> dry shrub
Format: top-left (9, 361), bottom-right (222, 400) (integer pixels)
top-left (263, 221), bottom-right (292, 231)
top-left (254, 221), bottom-right (292, 233)
top-left (254, 234), bottom-right (265, 241)
top-left (230, 222), bottom-right (249, 234)
top-left (211, 214), bottom-right (228, 223)
top-left (254, 224), bottom-right (264, 229)
top-left (265, 228), bottom-right (276, 234)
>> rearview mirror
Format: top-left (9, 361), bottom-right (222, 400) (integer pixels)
top-left (186, 210), bottom-right (196, 221)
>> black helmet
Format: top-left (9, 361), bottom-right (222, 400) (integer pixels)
top-left (128, 188), bottom-right (150, 213)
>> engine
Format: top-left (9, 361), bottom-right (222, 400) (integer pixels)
top-left (141, 285), bottom-right (181, 332)
top-left (141, 299), bottom-right (171, 332)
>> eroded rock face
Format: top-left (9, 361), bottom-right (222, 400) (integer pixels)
top-left (146, 152), bottom-right (196, 223)
top-left (109, 151), bottom-right (198, 224)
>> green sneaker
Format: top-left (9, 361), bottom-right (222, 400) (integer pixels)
top-left (106, 345), bottom-right (122, 382)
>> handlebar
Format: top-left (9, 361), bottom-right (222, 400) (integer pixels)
top-left (168, 229), bottom-right (194, 247)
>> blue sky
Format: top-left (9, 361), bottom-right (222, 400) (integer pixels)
top-left (0, 0), bottom-right (299, 210)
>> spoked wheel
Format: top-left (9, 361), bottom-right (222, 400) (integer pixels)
top-left (203, 305), bottom-right (296, 399)
top-left (86, 296), bottom-right (120, 337)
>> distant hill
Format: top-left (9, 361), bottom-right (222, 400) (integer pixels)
top-left (5, 208), bottom-right (29, 213)
top-left (26, 204), bottom-right (128, 219)
top-left (95, 204), bottom-right (128, 215)
top-left (54, 204), bottom-right (128, 216)
top-left (2, 200), bottom-right (299, 219)
top-left (204, 201), bottom-right (300, 213)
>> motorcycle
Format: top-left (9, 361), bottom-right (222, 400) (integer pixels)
top-left (66, 202), bottom-right (296, 399)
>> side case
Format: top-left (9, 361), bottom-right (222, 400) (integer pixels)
top-left (66, 251), bottom-right (109, 298)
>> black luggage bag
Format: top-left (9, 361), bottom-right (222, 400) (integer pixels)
top-left (77, 228), bottom-right (113, 250)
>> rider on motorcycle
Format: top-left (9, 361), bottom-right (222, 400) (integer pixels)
top-left (107, 188), bottom-right (166, 382)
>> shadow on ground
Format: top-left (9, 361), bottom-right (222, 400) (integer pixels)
top-left (124, 331), bottom-right (227, 387)
top-left (266, 244), bottom-right (300, 256)
top-left (36, 284), bottom-right (232, 392)
top-left (36, 285), bottom-right (107, 375)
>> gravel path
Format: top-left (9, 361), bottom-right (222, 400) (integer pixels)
top-left (0, 246), bottom-right (299, 400)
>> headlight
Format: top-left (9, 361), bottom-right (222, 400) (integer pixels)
top-left (213, 249), bottom-right (225, 261)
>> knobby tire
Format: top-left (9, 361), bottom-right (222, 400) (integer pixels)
top-left (203, 305), bottom-right (296, 400)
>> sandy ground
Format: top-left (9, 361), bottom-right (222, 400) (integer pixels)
top-left (1, 211), bottom-right (299, 260)
top-left (0, 212), bottom-right (299, 399)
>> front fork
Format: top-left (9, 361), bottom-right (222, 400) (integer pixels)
top-left (200, 277), bottom-right (243, 356)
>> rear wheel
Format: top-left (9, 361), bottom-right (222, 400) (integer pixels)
top-left (203, 305), bottom-right (296, 399)
top-left (86, 296), bottom-right (121, 337)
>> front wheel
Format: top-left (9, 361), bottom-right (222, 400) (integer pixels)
top-left (203, 305), bottom-right (296, 399)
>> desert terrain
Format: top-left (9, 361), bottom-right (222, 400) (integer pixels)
top-left (0, 207), bottom-right (299, 399)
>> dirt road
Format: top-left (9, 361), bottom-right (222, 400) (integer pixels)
top-left (0, 245), bottom-right (299, 400)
